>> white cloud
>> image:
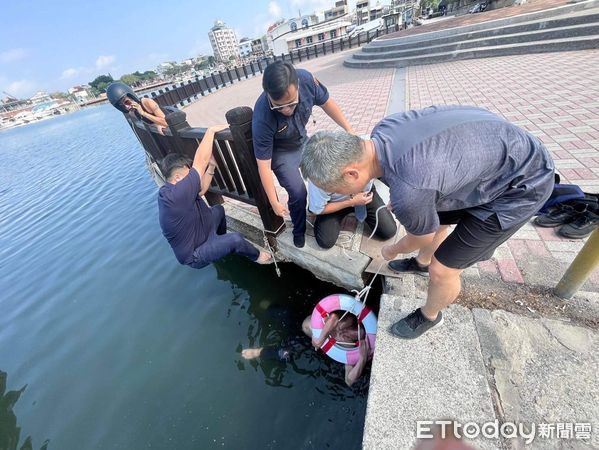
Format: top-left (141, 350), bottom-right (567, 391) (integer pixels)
top-left (60, 68), bottom-right (79, 79)
top-left (0, 48), bottom-right (27, 64)
top-left (5, 79), bottom-right (37, 97)
top-left (95, 55), bottom-right (115, 68)
top-left (268, 1), bottom-right (283, 17)
top-left (288, 0), bottom-right (341, 14)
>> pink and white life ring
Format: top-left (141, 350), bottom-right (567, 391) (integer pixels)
top-left (310, 293), bottom-right (377, 365)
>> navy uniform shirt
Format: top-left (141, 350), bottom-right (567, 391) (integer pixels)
top-left (371, 105), bottom-right (555, 235)
top-left (252, 68), bottom-right (330, 160)
top-left (158, 168), bottom-right (213, 265)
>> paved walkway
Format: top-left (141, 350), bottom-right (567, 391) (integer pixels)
top-left (183, 48), bottom-right (598, 292)
top-left (363, 277), bottom-right (599, 449)
top-left (380, 0), bottom-right (574, 41)
top-left (184, 51), bottom-right (394, 136)
top-left (406, 49), bottom-right (599, 290)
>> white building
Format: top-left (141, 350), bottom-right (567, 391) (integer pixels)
top-left (68, 85), bottom-right (92, 103)
top-left (267, 14), bottom-right (320, 56)
top-left (356, 0), bottom-right (386, 24)
top-left (208, 20), bottom-right (240, 62)
top-left (29, 91), bottom-right (51, 105)
top-left (324, 0), bottom-right (349, 20)
top-left (287, 19), bottom-right (351, 51)
top-left (238, 37), bottom-right (252, 57)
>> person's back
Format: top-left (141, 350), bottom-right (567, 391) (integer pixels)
top-left (371, 105), bottom-right (554, 234)
top-left (158, 167), bottom-right (212, 265)
top-left (157, 138), bottom-right (270, 269)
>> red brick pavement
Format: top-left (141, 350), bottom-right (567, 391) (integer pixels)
top-left (407, 50), bottom-right (599, 290)
top-left (380, 0), bottom-right (573, 41)
top-left (184, 51), bottom-right (393, 135)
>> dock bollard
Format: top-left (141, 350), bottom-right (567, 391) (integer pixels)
top-left (554, 228), bottom-right (599, 299)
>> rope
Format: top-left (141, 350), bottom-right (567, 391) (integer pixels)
top-left (368, 205), bottom-right (390, 240)
top-left (262, 221), bottom-right (286, 278)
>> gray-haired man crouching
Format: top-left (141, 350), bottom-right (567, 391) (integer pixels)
top-left (301, 105), bottom-right (554, 339)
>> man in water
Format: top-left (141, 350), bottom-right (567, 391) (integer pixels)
top-left (252, 61), bottom-right (354, 248)
top-left (158, 125), bottom-right (271, 269)
top-left (308, 179), bottom-right (397, 249)
top-left (242, 312), bottom-right (371, 387)
top-left (300, 105), bottom-right (554, 339)
top-left (107, 81), bottom-right (168, 129)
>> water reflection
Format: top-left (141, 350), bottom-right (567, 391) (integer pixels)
top-left (213, 257), bottom-right (379, 398)
top-left (0, 371), bottom-right (49, 450)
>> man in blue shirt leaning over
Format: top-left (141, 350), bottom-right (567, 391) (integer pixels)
top-left (301, 106), bottom-right (554, 339)
top-left (158, 125), bottom-right (271, 269)
top-left (252, 61), bottom-right (354, 248)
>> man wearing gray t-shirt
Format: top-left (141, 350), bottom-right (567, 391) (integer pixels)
top-left (301, 105), bottom-right (554, 339)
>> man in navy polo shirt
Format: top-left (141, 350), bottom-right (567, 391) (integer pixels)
top-left (158, 125), bottom-right (271, 269)
top-left (301, 106), bottom-right (554, 339)
top-left (252, 61), bottom-right (354, 248)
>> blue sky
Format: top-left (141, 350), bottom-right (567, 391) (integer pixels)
top-left (0, 0), bottom-right (363, 98)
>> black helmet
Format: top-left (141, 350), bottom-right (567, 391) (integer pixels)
top-left (106, 81), bottom-right (141, 113)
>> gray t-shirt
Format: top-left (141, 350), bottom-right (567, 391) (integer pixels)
top-left (370, 105), bottom-right (555, 235)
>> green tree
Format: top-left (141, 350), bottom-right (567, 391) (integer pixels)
top-left (163, 64), bottom-right (187, 77)
top-left (89, 74), bottom-right (114, 95)
top-left (120, 73), bottom-right (141, 86)
top-left (194, 60), bottom-right (211, 71)
top-left (139, 70), bottom-right (158, 81)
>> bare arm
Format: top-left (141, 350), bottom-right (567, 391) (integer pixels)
top-left (199, 157), bottom-right (217, 196)
top-left (192, 125), bottom-right (227, 180)
top-left (345, 337), bottom-right (370, 387)
top-left (312, 313), bottom-right (340, 348)
top-left (319, 192), bottom-right (373, 215)
top-left (320, 98), bottom-right (354, 134)
top-left (139, 98), bottom-right (168, 128)
top-left (345, 359), bottom-right (367, 386)
top-left (257, 159), bottom-right (289, 217)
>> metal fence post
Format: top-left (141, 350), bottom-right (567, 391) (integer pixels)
top-left (225, 106), bottom-right (285, 247)
top-left (554, 229), bottom-right (599, 299)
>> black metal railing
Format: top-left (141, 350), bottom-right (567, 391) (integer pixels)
top-left (125, 107), bottom-right (285, 246)
top-left (147, 24), bottom-right (401, 108)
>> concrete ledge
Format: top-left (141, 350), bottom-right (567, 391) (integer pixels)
top-left (473, 309), bottom-right (599, 449)
top-left (366, 0), bottom-right (599, 48)
top-left (363, 293), bottom-right (498, 449)
top-left (276, 228), bottom-right (370, 290)
top-left (224, 202), bottom-right (370, 290)
top-left (361, 11), bottom-right (599, 53)
top-left (352, 23), bottom-right (599, 60)
top-left (344, 35), bottom-right (599, 68)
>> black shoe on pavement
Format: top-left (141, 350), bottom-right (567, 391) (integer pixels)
top-left (558, 210), bottom-right (599, 239)
top-left (293, 234), bottom-right (305, 248)
top-left (388, 257), bottom-right (429, 276)
top-left (390, 308), bottom-right (443, 339)
top-left (534, 203), bottom-right (587, 227)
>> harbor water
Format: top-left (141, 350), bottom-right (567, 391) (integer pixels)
top-left (0, 106), bottom-right (373, 450)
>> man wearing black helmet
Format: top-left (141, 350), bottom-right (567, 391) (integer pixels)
top-left (106, 81), bottom-right (168, 129)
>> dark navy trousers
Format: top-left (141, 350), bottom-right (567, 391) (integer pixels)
top-left (190, 205), bottom-right (259, 269)
top-left (272, 149), bottom-right (306, 237)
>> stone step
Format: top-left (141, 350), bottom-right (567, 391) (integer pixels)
top-left (367, 0), bottom-right (599, 49)
top-left (358, 10), bottom-right (599, 55)
top-left (352, 22), bottom-right (599, 60)
top-left (344, 35), bottom-right (599, 68)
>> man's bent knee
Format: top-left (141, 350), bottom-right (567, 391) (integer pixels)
top-left (429, 257), bottom-right (463, 283)
top-left (316, 234), bottom-right (336, 249)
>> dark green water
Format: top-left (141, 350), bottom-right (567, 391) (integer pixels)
top-left (0, 106), bottom-right (374, 450)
